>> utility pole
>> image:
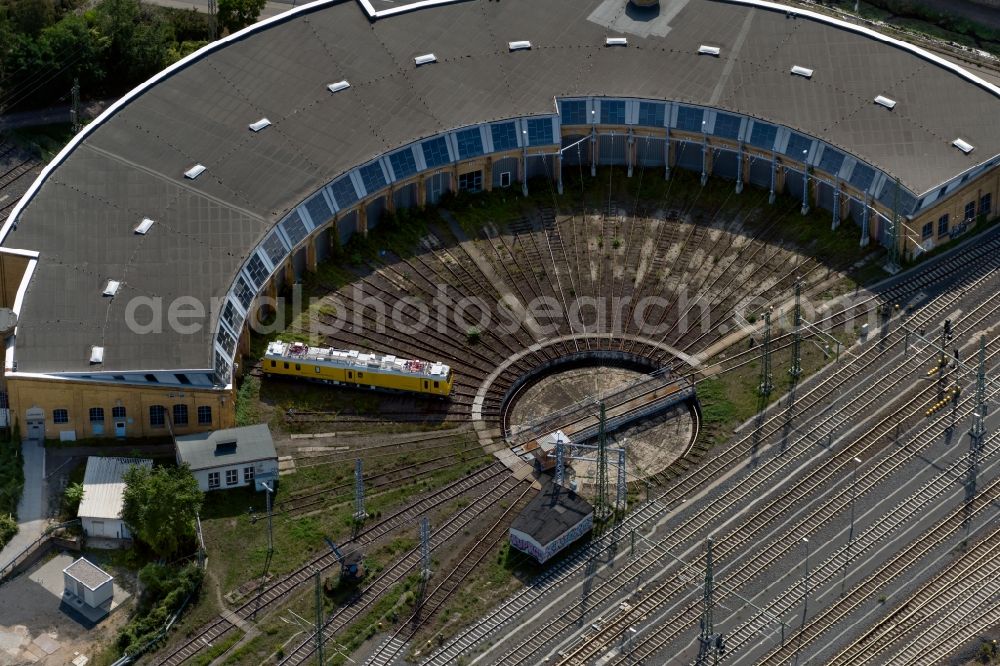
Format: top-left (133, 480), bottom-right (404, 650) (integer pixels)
top-left (789, 281), bottom-right (802, 382)
top-left (207, 0), bottom-right (218, 40)
top-left (595, 402), bottom-right (611, 521)
top-left (886, 177), bottom-right (902, 273)
top-left (781, 281), bottom-right (804, 452)
top-left (555, 433), bottom-right (565, 488)
top-left (697, 538), bottom-right (723, 666)
top-left (353, 458), bottom-right (366, 523)
top-left (315, 570), bottom-right (324, 666)
top-left (970, 336), bottom-right (988, 451)
top-left (750, 309), bottom-right (774, 459)
top-left (420, 517), bottom-right (431, 579)
top-left (70, 78), bottom-right (81, 133)
top-left (616, 447), bottom-right (627, 513)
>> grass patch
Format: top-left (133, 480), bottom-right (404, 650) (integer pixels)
top-left (699, 327), bottom-right (855, 447)
top-left (235, 376), bottom-right (261, 427)
top-left (200, 440), bottom-right (489, 594)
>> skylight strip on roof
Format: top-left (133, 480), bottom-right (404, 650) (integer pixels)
top-left (134, 218), bottom-right (154, 234)
top-left (249, 118), bottom-right (271, 132)
top-left (874, 95), bottom-right (896, 109)
top-left (414, 53), bottom-right (437, 66)
top-left (327, 80), bottom-right (350, 93)
top-left (698, 45), bottom-right (721, 56)
top-left (605, 37), bottom-right (628, 47)
top-left (90, 346), bottom-right (104, 364)
top-left (791, 65), bottom-right (813, 78)
top-left (184, 164), bottom-right (206, 179)
top-left (103, 280), bottom-right (121, 297)
top-left (953, 138), bottom-right (975, 154)
top-left (508, 41), bottom-right (532, 51)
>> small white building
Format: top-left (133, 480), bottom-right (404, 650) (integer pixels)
top-left (78, 457), bottom-right (153, 541)
top-left (175, 424), bottom-right (279, 492)
top-left (63, 557), bottom-right (114, 609)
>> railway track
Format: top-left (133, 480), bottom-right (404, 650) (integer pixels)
top-left (362, 484), bottom-right (537, 666)
top-left (151, 464), bottom-right (510, 666)
top-left (276, 474), bottom-right (527, 666)
top-left (555, 293), bottom-right (1000, 664)
top-left (425, 231), bottom-right (1000, 665)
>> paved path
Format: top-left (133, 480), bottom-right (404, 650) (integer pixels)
top-left (0, 440), bottom-right (47, 572)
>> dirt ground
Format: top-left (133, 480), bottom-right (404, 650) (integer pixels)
top-left (0, 553), bottom-right (131, 665)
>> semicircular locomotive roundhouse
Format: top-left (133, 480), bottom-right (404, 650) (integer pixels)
top-left (1, 0), bottom-right (998, 439)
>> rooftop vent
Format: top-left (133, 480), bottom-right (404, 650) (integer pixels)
top-left (790, 65), bottom-right (813, 78)
top-left (327, 80), bottom-right (350, 93)
top-left (103, 280), bottom-right (121, 297)
top-left (874, 95), bottom-right (896, 110)
top-left (134, 218), bottom-right (154, 235)
top-left (952, 138), bottom-right (975, 154)
top-left (215, 441), bottom-right (238, 455)
top-left (605, 37), bottom-right (628, 47)
top-left (508, 41), bottom-right (532, 51)
top-left (414, 53), bottom-right (437, 66)
top-left (248, 118), bottom-right (271, 132)
top-left (184, 164), bottom-right (206, 179)
top-left (698, 45), bottom-right (721, 56)
top-left (90, 346), bottom-right (104, 364)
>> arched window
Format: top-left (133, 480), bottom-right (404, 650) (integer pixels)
top-left (197, 405), bottom-right (212, 425)
top-left (173, 404), bottom-right (188, 426)
top-left (112, 406), bottom-right (126, 419)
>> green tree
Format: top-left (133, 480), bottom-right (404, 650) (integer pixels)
top-left (121, 464), bottom-right (203, 557)
top-left (63, 481), bottom-right (84, 516)
top-left (217, 0), bottom-right (265, 34)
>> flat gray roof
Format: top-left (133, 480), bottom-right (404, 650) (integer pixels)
top-left (4, 0), bottom-right (999, 374)
top-left (64, 557), bottom-right (113, 590)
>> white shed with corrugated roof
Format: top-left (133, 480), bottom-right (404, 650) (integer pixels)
top-left (77, 457), bottom-right (152, 542)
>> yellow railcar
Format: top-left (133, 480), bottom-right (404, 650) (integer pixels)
top-left (262, 341), bottom-right (453, 397)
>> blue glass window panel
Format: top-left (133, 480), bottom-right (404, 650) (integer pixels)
top-left (676, 106), bottom-right (705, 132)
top-left (304, 194), bottom-right (331, 225)
top-left (712, 113), bottom-right (741, 140)
top-left (491, 122), bottom-right (518, 151)
top-left (748, 122), bottom-right (777, 150)
top-left (222, 301), bottom-right (243, 333)
top-left (455, 128), bottom-right (484, 160)
top-left (216, 327), bottom-right (236, 357)
top-left (261, 230), bottom-right (288, 266)
top-left (281, 212), bottom-right (308, 247)
top-left (329, 176), bottom-right (359, 208)
top-left (421, 137), bottom-right (451, 168)
top-left (215, 351), bottom-right (230, 384)
top-left (389, 149), bottom-right (417, 180)
top-left (849, 163), bottom-right (876, 191)
top-left (600, 100), bottom-right (626, 125)
top-left (637, 102), bottom-right (665, 128)
top-left (561, 100), bottom-right (587, 125)
top-left (817, 147), bottom-right (845, 176)
top-left (245, 253), bottom-right (269, 287)
top-left (234, 276), bottom-right (254, 309)
top-left (526, 118), bottom-right (554, 146)
top-left (359, 163), bottom-right (386, 194)
top-left (784, 132), bottom-right (813, 159)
